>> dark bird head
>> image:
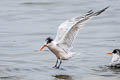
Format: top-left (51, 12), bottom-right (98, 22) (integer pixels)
top-left (45, 37), bottom-right (53, 44)
top-left (40, 37), bottom-right (53, 51)
top-left (112, 49), bottom-right (120, 55)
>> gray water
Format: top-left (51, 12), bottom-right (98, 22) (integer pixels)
top-left (0, 0), bottom-right (120, 80)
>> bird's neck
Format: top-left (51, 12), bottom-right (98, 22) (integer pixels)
top-left (111, 54), bottom-right (120, 63)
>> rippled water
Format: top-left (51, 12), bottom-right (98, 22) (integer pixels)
top-left (0, 0), bottom-right (120, 80)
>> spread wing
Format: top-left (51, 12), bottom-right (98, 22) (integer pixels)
top-left (54, 6), bottom-right (109, 52)
top-left (54, 9), bottom-right (93, 43)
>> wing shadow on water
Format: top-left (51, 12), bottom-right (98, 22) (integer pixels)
top-left (52, 74), bottom-right (73, 80)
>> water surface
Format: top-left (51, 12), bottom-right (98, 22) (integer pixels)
top-left (0, 0), bottom-right (120, 80)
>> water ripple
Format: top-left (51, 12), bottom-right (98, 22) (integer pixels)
top-left (21, 1), bottom-right (60, 6)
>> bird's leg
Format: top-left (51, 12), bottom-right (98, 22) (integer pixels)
top-left (56, 59), bottom-right (62, 69)
top-left (53, 59), bottom-right (58, 68)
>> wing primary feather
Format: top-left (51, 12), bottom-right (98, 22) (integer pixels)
top-left (87, 9), bottom-right (93, 13)
top-left (94, 6), bottom-right (109, 16)
top-left (74, 6), bottom-right (109, 26)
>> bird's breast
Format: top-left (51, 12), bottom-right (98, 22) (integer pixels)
top-left (47, 44), bottom-right (62, 54)
top-left (47, 43), bottom-right (69, 60)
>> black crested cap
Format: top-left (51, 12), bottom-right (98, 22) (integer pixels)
top-left (112, 49), bottom-right (120, 54)
top-left (46, 37), bottom-right (53, 41)
top-left (46, 37), bottom-right (53, 44)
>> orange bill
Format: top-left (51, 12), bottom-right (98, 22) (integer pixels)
top-left (40, 44), bottom-right (47, 51)
top-left (106, 52), bottom-right (112, 55)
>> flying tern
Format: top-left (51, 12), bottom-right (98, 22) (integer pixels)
top-left (40, 7), bottom-right (109, 69)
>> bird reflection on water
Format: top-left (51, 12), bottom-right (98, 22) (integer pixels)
top-left (53, 74), bottom-right (73, 80)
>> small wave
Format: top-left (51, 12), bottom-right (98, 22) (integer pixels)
top-left (0, 76), bottom-right (20, 80)
top-left (25, 32), bottom-right (54, 36)
top-left (21, 2), bottom-right (58, 6)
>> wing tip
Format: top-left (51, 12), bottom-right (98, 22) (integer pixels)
top-left (95, 6), bottom-right (110, 16)
top-left (84, 6), bottom-right (109, 17)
